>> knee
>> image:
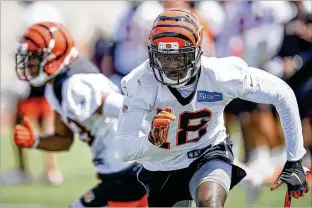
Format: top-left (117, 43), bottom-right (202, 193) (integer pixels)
top-left (197, 190), bottom-right (224, 208)
top-left (196, 182), bottom-right (227, 208)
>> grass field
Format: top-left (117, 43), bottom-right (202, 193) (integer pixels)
top-left (1, 131), bottom-right (311, 207)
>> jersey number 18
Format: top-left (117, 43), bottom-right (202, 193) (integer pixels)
top-left (159, 108), bottom-right (212, 149)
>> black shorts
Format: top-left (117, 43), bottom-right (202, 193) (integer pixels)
top-left (137, 137), bottom-right (246, 207)
top-left (78, 163), bottom-right (147, 207)
top-left (297, 90), bottom-right (312, 119)
top-left (225, 98), bottom-right (258, 115)
top-left (289, 79), bottom-right (312, 119)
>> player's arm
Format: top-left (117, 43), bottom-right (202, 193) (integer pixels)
top-left (114, 67), bottom-right (174, 162)
top-left (115, 101), bottom-right (176, 161)
top-left (232, 58), bottom-right (310, 203)
top-left (63, 74), bottom-right (124, 122)
top-left (95, 92), bottom-right (124, 118)
top-left (114, 97), bottom-right (151, 162)
top-left (219, 57), bottom-right (305, 161)
top-left (36, 112), bottom-right (74, 151)
top-left (14, 112), bottom-right (74, 151)
top-left (239, 67), bottom-right (306, 161)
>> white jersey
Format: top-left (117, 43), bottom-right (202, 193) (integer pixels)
top-left (115, 56), bottom-right (306, 171)
top-left (45, 73), bottom-right (133, 174)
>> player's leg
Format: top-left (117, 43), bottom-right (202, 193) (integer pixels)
top-left (71, 191), bottom-right (147, 208)
top-left (0, 98), bottom-right (32, 185)
top-left (105, 164), bottom-right (148, 207)
top-left (69, 183), bottom-right (107, 207)
top-left (107, 195), bottom-right (148, 207)
top-left (239, 108), bottom-right (276, 203)
top-left (261, 108), bottom-right (286, 183)
top-left (249, 107), bottom-right (281, 183)
top-left (15, 105), bottom-right (27, 172)
top-left (70, 165), bottom-right (148, 207)
top-left (189, 159), bottom-right (232, 207)
top-left (39, 99), bottom-right (63, 185)
top-left (302, 117), bottom-right (312, 186)
top-left (15, 99), bottom-right (28, 172)
top-left (138, 166), bottom-right (192, 207)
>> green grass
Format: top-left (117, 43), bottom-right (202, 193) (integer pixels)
top-left (1, 132), bottom-right (311, 207)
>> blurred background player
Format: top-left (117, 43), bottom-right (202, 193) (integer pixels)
top-left (13, 21), bottom-right (147, 207)
top-left (0, 0), bottom-right (64, 186)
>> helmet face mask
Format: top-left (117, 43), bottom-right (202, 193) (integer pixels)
top-left (16, 49), bottom-right (44, 82)
top-left (147, 9), bottom-right (203, 88)
top-left (148, 44), bottom-right (202, 87)
top-left (15, 22), bottom-right (77, 86)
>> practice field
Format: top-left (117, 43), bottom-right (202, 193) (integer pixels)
top-left (1, 132), bottom-right (311, 208)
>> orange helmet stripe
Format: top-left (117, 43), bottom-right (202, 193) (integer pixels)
top-left (152, 24), bottom-right (198, 43)
top-left (29, 25), bottom-right (52, 48)
top-left (22, 29), bottom-right (47, 50)
top-left (21, 35), bottom-right (41, 49)
top-left (151, 26), bottom-right (196, 45)
top-left (27, 28), bottom-right (48, 48)
top-left (55, 26), bottom-right (69, 59)
top-left (36, 23), bottom-right (53, 38)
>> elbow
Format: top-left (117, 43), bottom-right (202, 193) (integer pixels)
top-left (117, 153), bottom-right (132, 162)
top-left (114, 136), bottom-right (133, 162)
top-left (115, 149), bottom-right (131, 162)
top-left (275, 81), bottom-right (296, 105)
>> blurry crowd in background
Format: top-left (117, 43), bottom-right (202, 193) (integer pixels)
top-left (1, 0), bottom-right (312, 205)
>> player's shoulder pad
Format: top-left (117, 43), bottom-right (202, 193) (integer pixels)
top-left (62, 74), bottom-right (102, 121)
top-left (201, 56), bottom-right (248, 83)
top-left (201, 56), bottom-right (249, 98)
top-left (121, 60), bottom-right (159, 110)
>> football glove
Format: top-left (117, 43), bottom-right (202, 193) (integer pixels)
top-left (14, 117), bottom-right (39, 148)
top-left (271, 160), bottom-right (311, 208)
top-left (148, 107), bottom-right (176, 147)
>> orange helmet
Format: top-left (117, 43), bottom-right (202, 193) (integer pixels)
top-left (148, 8), bottom-right (203, 87)
top-left (15, 22), bottom-right (77, 86)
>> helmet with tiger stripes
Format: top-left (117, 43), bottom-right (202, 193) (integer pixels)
top-left (148, 8), bottom-right (203, 88)
top-left (15, 22), bottom-right (78, 86)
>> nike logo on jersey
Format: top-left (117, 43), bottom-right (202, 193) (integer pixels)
top-left (197, 91), bottom-right (223, 102)
top-left (291, 173), bottom-right (303, 185)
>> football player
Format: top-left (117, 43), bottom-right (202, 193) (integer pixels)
top-left (13, 22), bottom-right (147, 207)
top-left (0, 0), bottom-right (65, 186)
top-left (115, 9), bottom-right (310, 207)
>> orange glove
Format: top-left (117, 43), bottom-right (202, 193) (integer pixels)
top-left (14, 117), bottom-right (38, 148)
top-left (149, 107), bottom-right (176, 146)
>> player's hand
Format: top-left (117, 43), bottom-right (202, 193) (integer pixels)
top-left (149, 107), bottom-right (176, 147)
top-left (270, 160), bottom-right (311, 207)
top-left (14, 117), bottom-right (38, 148)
